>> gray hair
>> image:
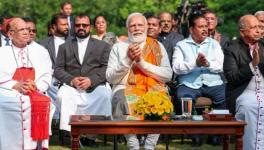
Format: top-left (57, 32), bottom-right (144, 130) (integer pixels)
top-left (126, 12), bottom-right (147, 28)
top-left (255, 11), bottom-right (264, 17)
top-left (238, 19), bottom-right (246, 30)
top-left (238, 14), bottom-right (254, 30)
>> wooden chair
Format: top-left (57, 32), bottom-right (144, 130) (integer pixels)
top-left (195, 97), bottom-right (212, 114)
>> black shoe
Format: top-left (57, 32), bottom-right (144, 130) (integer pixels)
top-left (207, 135), bottom-right (221, 146)
top-left (191, 135), bottom-right (202, 147)
top-left (80, 137), bottom-right (97, 147)
top-left (79, 137), bottom-right (87, 147)
top-left (59, 130), bottom-right (71, 146)
top-left (87, 138), bottom-right (97, 147)
top-left (139, 135), bottom-right (145, 146)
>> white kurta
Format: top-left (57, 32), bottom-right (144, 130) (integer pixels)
top-left (106, 39), bottom-right (172, 150)
top-left (236, 66), bottom-right (264, 150)
top-left (0, 42), bottom-right (52, 150)
top-left (106, 40), bottom-right (172, 94)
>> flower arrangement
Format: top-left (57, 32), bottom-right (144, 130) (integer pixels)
top-left (134, 91), bottom-right (174, 121)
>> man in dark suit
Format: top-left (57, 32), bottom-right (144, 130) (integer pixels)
top-left (203, 9), bottom-right (229, 50)
top-left (60, 1), bottom-right (74, 36)
top-left (39, 13), bottom-right (69, 68)
top-left (54, 13), bottom-right (112, 146)
top-left (39, 13), bottom-right (69, 120)
top-left (158, 11), bottom-right (184, 65)
top-left (224, 15), bottom-right (264, 150)
top-left (0, 17), bottom-right (12, 47)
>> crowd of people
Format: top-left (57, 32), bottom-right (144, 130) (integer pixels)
top-left (0, 1), bottom-right (264, 150)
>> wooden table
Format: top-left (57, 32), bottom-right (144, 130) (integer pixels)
top-left (70, 115), bottom-right (246, 150)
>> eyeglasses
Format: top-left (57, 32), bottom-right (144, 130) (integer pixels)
top-left (75, 24), bottom-right (90, 28)
top-left (242, 25), bottom-right (264, 31)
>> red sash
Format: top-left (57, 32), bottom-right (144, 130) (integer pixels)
top-left (12, 67), bottom-right (50, 140)
top-left (12, 67), bottom-right (35, 81)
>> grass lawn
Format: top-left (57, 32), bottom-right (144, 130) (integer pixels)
top-left (49, 134), bottom-right (234, 150)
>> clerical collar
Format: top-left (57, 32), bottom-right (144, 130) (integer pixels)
top-left (11, 43), bottom-right (27, 50)
top-left (77, 36), bottom-right (90, 43)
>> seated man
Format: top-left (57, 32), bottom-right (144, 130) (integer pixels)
top-left (54, 13), bottom-right (112, 144)
top-left (172, 14), bottom-right (226, 146)
top-left (158, 11), bottom-right (184, 65)
top-left (203, 9), bottom-right (229, 50)
top-left (224, 14), bottom-right (264, 150)
top-left (106, 12), bottom-right (172, 150)
top-left (0, 18), bottom-right (52, 150)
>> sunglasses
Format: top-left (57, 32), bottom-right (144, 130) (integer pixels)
top-left (75, 24), bottom-right (90, 28)
top-left (29, 29), bottom-right (37, 33)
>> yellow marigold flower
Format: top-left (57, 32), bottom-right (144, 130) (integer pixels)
top-left (135, 91), bottom-right (173, 120)
top-left (151, 107), bottom-right (158, 114)
top-left (145, 108), bottom-right (150, 114)
top-left (157, 108), bottom-right (164, 115)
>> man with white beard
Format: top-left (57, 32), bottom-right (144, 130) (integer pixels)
top-left (106, 12), bottom-right (172, 150)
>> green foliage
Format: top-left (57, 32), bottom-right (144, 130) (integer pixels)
top-left (1, 0), bottom-right (264, 40)
top-left (0, 0), bottom-right (182, 40)
top-left (206, 0), bottom-right (264, 38)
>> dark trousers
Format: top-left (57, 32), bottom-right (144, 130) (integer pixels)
top-left (176, 84), bottom-right (226, 109)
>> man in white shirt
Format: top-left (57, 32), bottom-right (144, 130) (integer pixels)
top-left (172, 14), bottom-right (226, 146)
top-left (0, 17), bottom-right (52, 150)
top-left (54, 13), bottom-right (112, 146)
top-left (106, 12), bottom-right (172, 150)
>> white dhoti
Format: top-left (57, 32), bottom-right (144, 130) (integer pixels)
top-left (58, 84), bottom-right (112, 131)
top-left (236, 75), bottom-right (264, 150)
top-left (0, 91), bottom-right (53, 150)
top-left (125, 134), bottom-right (160, 150)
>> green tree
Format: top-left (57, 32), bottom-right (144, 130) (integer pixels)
top-left (207, 0), bottom-right (264, 38)
top-left (0, 0), bottom-right (182, 40)
top-left (1, 0), bottom-right (263, 40)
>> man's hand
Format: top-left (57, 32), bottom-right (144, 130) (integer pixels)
top-left (196, 53), bottom-right (209, 67)
top-left (128, 43), bottom-right (142, 62)
top-left (71, 76), bottom-right (91, 90)
top-left (71, 77), bottom-right (82, 88)
top-left (12, 79), bottom-right (37, 94)
top-left (252, 43), bottom-right (260, 67)
top-left (77, 77), bottom-right (91, 90)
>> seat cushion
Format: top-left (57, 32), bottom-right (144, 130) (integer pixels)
top-left (195, 97), bottom-right (212, 107)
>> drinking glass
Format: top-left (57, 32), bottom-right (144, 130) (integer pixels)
top-left (181, 97), bottom-right (193, 117)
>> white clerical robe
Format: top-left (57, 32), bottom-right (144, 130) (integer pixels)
top-left (0, 42), bottom-right (53, 150)
top-left (236, 66), bottom-right (264, 150)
